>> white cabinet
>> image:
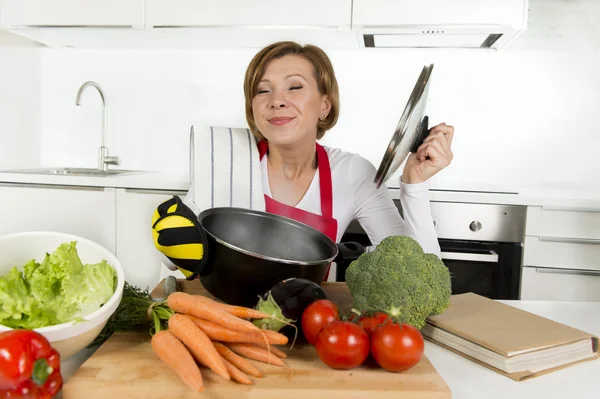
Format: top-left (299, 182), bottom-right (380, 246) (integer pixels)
top-left (1, 0), bottom-right (356, 48)
top-left (0, 183), bottom-right (116, 254)
top-left (525, 206), bottom-right (600, 241)
top-left (523, 236), bottom-right (600, 272)
top-left (0, 182), bottom-right (186, 290)
top-left (115, 188), bottom-right (187, 290)
top-left (146, 0), bottom-right (351, 28)
top-left (520, 266), bottom-right (600, 302)
top-left (520, 205), bottom-right (600, 302)
top-left (2, 0), bottom-right (145, 28)
top-left (351, 0), bottom-right (526, 27)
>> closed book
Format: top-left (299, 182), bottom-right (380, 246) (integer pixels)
top-left (422, 293), bottom-right (599, 381)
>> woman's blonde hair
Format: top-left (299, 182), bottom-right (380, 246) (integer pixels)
top-left (244, 41), bottom-right (340, 141)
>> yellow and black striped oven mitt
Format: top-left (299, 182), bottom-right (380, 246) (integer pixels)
top-left (151, 196), bottom-right (208, 280)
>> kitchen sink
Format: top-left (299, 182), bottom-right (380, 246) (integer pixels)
top-left (2, 167), bottom-right (145, 177)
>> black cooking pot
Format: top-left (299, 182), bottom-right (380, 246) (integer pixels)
top-left (195, 207), bottom-right (364, 307)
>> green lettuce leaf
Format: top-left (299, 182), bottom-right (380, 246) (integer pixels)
top-left (61, 260), bottom-right (117, 320)
top-left (0, 241), bottom-right (117, 329)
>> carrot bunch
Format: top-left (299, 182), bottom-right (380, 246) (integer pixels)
top-left (151, 292), bottom-right (290, 393)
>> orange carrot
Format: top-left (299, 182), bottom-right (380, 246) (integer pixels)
top-left (168, 314), bottom-right (230, 381)
top-left (264, 345), bottom-right (288, 359)
top-left (251, 341), bottom-right (288, 358)
top-left (151, 330), bottom-right (204, 392)
top-left (168, 292), bottom-right (260, 333)
top-left (191, 317), bottom-right (288, 345)
top-left (214, 342), bottom-right (264, 378)
top-left (195, 295), bottom-right (271, 319)
top-left (261, 329), bottom-right (290, 345)
top-left (220, 356), bottom-right (253, 385)
top-left (227, 343), bottom-right (287, 367)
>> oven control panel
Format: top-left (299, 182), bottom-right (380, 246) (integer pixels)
top-left (429, 202), bottom-right (526, 243)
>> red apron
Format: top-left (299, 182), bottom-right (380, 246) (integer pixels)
top-left (258, 140), bottom-right (338, 281)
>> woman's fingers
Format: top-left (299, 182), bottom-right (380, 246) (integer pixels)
top-left (401, 122), bottom-right (455, 184)
top-left (422, 130), bottom-right (452, 154)
top-left (427, 123), bottom-right (454, 146)
top-left (419, 144), bottom-right (449, 168)
top-left (417, 139), bottom-right (452, 167)
top-left (418, 131), bottom-right (453, 164)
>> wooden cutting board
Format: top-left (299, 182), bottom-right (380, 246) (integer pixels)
top-left (62, 280), bottom-right (451, 399)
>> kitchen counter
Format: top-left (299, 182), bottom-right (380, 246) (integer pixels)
top-left (57, 299), bottom-right (600, 399)
top-left (429, 185), bottom-right (600, 209)
top-left (0, 170), bottom-right (190, 192)
top-left (1, 169), bottom-right (599, 209)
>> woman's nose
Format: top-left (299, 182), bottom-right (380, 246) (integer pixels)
top-left (270, 93), bottom-right (288, 109)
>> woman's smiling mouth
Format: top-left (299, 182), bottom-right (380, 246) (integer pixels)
top-left (268, 117), bottom-right (295, 126)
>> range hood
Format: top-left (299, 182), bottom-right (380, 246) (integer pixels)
top-left (353, 0), bottom-right (529, 49)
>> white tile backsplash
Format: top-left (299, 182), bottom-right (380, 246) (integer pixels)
top-left (33, 46), bottom-right (600, 191)
top-left (0, 48), bottom-right (41, 170)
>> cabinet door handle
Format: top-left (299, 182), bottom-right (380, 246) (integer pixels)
top-left (0, 182), bottom-right (104, 191)
top-left (124, 188), bottom-right (187, 196)
top-left (541, 206), bottom-right (600, 213)
top-left (535, 267), bottom-right (600, 277)
top-left (440, 250), bottom-right (498, 263)
top-left (538, 236), bottom-right (600, 245)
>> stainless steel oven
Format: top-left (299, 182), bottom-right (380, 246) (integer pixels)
top-left (339, 199), bottom-right (527, 300)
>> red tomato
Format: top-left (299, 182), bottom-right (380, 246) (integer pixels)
top-left (301, 299), bottom-right (339, 345)
top-left (371, 322), bottom-right (424, 372)
top-left (358, 312), bottom-right (391, 336)
top-left (315, 321), bottom-right (370, 370)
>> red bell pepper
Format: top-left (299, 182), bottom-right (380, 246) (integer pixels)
top-left (0, 330), bottom-right (63, 399)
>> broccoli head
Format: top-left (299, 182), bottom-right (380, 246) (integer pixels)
top-left (345, 235), bottom-right (451, 329)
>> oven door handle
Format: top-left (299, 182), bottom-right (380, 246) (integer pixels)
top-left (440, 250), bottom-right (499, 263)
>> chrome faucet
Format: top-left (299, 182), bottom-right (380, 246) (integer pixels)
top-left (75, 81), bottom-right (120, 171)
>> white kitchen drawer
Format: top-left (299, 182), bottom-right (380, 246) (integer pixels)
top-left (116, 188), bottom-right (187, 290)
top-left (523, 235), bottom-right (600, 271)
top-left (146, 0), bottom-right (351, 28)
top-left (2, 0), bottom-right (145, 28)
top-left (520, 265), bottom-right (600, 302)
top-left (526, 206), bottom-right (600, 240)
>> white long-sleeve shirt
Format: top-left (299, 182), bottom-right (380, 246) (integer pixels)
top-left (261, 146), bottom-right (442, 257)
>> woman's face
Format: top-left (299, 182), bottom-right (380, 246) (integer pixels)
top-left (252, 55), bottom-right (330, 147)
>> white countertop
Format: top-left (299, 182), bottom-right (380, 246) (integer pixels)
top-left (0, 170), bottom-right (191, 192)
top-left (57, 300), bottom-right (600, 399)
top-left (1, 169), bottom-right (599, 209)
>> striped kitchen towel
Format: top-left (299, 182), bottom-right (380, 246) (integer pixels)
top-left (158, 124), bottom-right (266, 278)
top-left (184, 125), bottom-right (266, 214)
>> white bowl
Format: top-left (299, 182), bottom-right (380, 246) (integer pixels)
top-left (0, 231), bottom-right (124, 360)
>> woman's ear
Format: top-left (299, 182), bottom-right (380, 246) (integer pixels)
top-left (321, 95), bottom-right (332, 118)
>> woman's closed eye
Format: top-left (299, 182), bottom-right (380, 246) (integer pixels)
top-left (255, 85), bottom-right (302, 95)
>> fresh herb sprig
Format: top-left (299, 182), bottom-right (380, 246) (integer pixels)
top-left (88, 282), bottom-right (173, 348)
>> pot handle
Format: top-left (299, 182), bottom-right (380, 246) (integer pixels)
top-left (334, 241), bottom-right (366, 282)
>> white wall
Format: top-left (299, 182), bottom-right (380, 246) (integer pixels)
top-left (8, 0), bottom-right (600, 191)
top-left (0, 34), bottom-right (42, 170)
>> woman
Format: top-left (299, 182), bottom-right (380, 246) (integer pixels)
top-left (244, 41), bottom-right (454, 262)
top-left (153, 40), bottom-right (453, 283)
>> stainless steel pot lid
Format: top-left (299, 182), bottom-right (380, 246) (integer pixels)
top-left (374, 64), bottom-right (434, 188)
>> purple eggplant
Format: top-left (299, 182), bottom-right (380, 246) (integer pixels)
top-left (253, 277), bottom-right (327, 333)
